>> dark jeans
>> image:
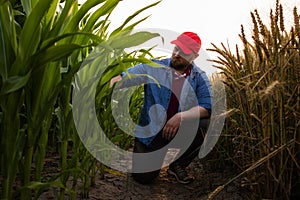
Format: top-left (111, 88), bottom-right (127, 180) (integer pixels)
top-left (132, 118), bottom-right (209, 184)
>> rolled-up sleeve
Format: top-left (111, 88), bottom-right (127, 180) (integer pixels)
top-left (120, 64), bottom-right (149, 87)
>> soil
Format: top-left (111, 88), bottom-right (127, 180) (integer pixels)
top-left (39, 155), bottom-right (251, 200)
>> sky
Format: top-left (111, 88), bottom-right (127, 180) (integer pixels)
top-left (106, 0), bottom-right (300, 74)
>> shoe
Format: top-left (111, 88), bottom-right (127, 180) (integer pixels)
top-left (167, 163), bottom-right (194, 184)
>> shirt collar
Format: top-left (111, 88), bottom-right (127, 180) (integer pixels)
top-left (173, 64), bottom-right (192, 79)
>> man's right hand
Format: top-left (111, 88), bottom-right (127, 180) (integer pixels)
top-left (110, 75), bottom-right (122, 88)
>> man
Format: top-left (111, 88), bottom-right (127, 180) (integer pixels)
top-left (110, 32), bottom-right (212, 184)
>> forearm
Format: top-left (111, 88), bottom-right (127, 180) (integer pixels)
top-left (162, 106), bottom-right (210, 140)
top-left (180, 106), bottom-right (210, 120)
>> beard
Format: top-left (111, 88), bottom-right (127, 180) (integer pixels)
top-left (170, 58), bottom-right (189, 71)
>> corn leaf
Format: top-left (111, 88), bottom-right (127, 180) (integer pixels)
top-left (63, 0), bottom-right (106, 33)
top-left (35, 44), bottom-right (89, 67)
top-left (0, 2), bottom-right (17, 79)
top-left (43, 0), bottom-right (60, 32)
top-left (0, 70), bottom-right (31, 95)
top-left (21, 0), bottom-right (39, 16)
top-left (82, 0), bottom-right (119, 32)
top-left (110, 0), bottom-right (161, 37)
top-left (17, 0), bottom-right (53, 63)
top-left (47, 0), bottom-right (77, 37)
top-left (109, 31), bottom-right (160, 49)
top-left (40, 32), bottom-right (103, 50)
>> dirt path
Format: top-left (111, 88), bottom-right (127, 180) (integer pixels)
top-left (40, 157), bottom-right (250, 200)
top-left (86, 159), bottom-right (250, 200)
top-left (0, 150), bottom-right (250, 200)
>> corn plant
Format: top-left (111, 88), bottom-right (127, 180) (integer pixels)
top-left (208, 0), bottom-right (300, 198)
top-left (0, 0), bottom-right (161, 199)
top-left (96, 49), bottom-right (156, 151)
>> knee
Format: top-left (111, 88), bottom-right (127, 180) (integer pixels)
top-left (199, 118), bottom-right (210, 129)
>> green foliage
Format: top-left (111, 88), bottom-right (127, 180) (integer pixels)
top-left (0, 0), bottom-right (160, 199)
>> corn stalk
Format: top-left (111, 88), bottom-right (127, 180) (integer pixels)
top-left (0, 0), bottom-right (161, 199)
